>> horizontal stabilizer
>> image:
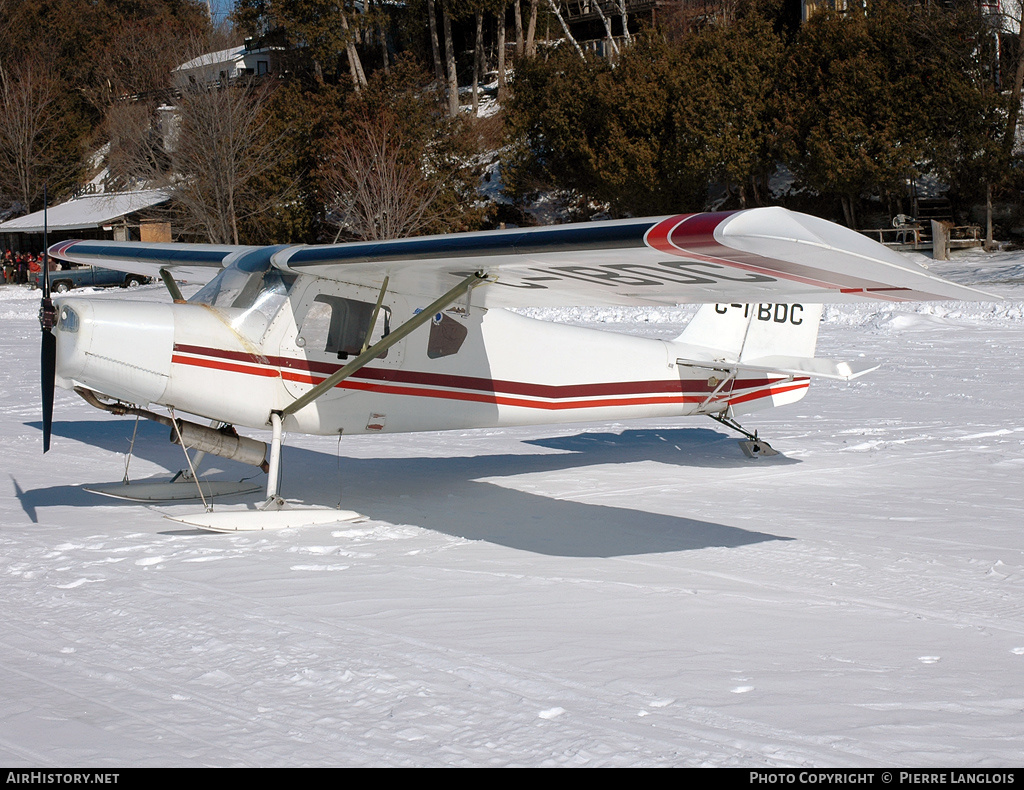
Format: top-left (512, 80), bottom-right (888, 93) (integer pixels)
top-left (725, 354), bottom-right (878, 381)
top-left (676, 352), bottom-right (877, 381)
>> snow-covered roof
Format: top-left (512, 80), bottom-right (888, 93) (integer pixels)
top-left (173, 46), bottom-right (246, 74)
top-left (0, 189), bottom-right (169, 233)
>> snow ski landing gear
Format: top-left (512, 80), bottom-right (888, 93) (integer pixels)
top-left (709, 413), bottom-right (780, 458)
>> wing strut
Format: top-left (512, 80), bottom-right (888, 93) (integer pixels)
top-left (361, 275), bottom-right (389, 354)
top-left (280, 271), bottom-right (488, 418)
top-left (159, 268), bottom-right (186, 302)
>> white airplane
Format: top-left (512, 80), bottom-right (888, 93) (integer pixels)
top-left (40, 207), bottom-right (989, 530)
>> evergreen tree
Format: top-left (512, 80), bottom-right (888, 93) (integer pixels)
top-left (781, 5), bottom-right (914, 226)
top-left (674, 13), bottom-right (784, 208)
top-left (779, 0), bottom-right (1002, 227)
top-left (505, 25), bottom-right (782, 217)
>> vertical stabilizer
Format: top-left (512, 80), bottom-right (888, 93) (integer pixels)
top-left (674, 303), bottom-right (823, 362)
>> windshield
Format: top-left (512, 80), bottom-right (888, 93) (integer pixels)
top-left (190, 247), bottom-right (296, 340)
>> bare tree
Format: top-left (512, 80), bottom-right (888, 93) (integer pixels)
top-left (0, 60), bottom-right (62, 212)
top-left (102, 101), bottom-right (169, 191)
top-left (167, 79), bottom-right (289, 244)
top-left (87, 19), bottom-right (196, 110)
top-left (321, 111), bottom-right (449, 241)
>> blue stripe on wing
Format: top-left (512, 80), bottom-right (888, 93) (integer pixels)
top-left (284, 220), bottom-right (656, 267)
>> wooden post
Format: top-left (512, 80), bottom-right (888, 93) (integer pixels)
top-left (986, 183), bottom-right (994, 252)
top-left (931, 220), bottom-right (950, 261)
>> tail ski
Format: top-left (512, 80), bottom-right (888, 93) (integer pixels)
top-left (674, 303), bottom-right (878, 415)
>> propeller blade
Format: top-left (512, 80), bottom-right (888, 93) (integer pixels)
top-left (40, 181), bottom-right (53, 453)
top-left (41, 318), bottom-right (55, 453)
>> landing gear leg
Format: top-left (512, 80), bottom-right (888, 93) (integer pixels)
top-left (260, 411), bottom-right (285, 511)
top-left (709, 413), bottom-right (779, 458)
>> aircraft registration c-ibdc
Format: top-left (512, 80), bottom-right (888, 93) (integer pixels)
top-left (38, 207), bottom-right (991, 531)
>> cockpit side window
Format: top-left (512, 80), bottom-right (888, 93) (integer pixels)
top-left (299, 294), bottom-right (390, 359)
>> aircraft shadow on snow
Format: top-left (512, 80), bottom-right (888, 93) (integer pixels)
top-left (17, 419), bottom-right (798, 557)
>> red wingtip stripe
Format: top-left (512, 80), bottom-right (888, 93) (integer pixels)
top-left (644, 214), bottom-right (694, 254)
top-left (50, 240), bottom-right (79, 259)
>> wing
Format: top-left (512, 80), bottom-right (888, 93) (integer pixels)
top-left (272, 207), bottom-right (992, 306)
top-left (48, 239), bottom-right (253, 285)
top-left (49, 208), bottom-right (992, 304)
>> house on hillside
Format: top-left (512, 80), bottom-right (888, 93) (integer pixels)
top-left (172, 38), bottom-right (280, 88)
top-left (557, 0), bottom-right (658, 55)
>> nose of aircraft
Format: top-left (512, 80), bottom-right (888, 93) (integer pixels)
top-left (53, 297), bottom-right (176, 406)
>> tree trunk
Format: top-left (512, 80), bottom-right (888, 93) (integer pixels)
top-left (514, 0), bottom-right (524, 60)
top-left (376, 0), bottom-right (390, 74)
top-left (366, 0), bottom-right (389, 73)
top-left (526, 0), bottom-right (538, 57)
top-left (380, 27), bottom-right (390, 73)
top-left (472, 12), bottom-right (483, 115)
top-left (498, 9), bottom-right (507, 104)
top-left (1005, 30), bottom-right (1024, 155)
top-left (591, 0), bottom-right (619, 60)
top-left (841, 195), bottom-right (857, 229)
top-left (230, 193), bottom-right (239, 245)
top-left (347, 41), bottom-right (366, 89)
top-left (443, 2), bottom-right (459, 117)
top-left (427, 0), bottom-right (444, 83)
top-left (340, 10), bottom-right (367, 90)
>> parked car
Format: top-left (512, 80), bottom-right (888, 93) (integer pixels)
top-left (33, 265), bottom-right (150, 292)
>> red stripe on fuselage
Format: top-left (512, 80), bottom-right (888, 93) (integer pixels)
top-left (171, 343), bottom-right (805, 412)
top-left (727, 380), bottom-right (809, 406)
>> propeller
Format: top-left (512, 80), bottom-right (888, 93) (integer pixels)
top-left (39, 183), bottom-right (55, 453)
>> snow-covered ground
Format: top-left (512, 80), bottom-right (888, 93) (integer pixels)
top-left (1, 251), bottom-right (1022, 767)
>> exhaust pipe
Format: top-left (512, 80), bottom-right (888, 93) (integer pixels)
top-left (169, 420), bottom-right (268, 471)
top-left (76, 387), bottom-right (268, 472)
